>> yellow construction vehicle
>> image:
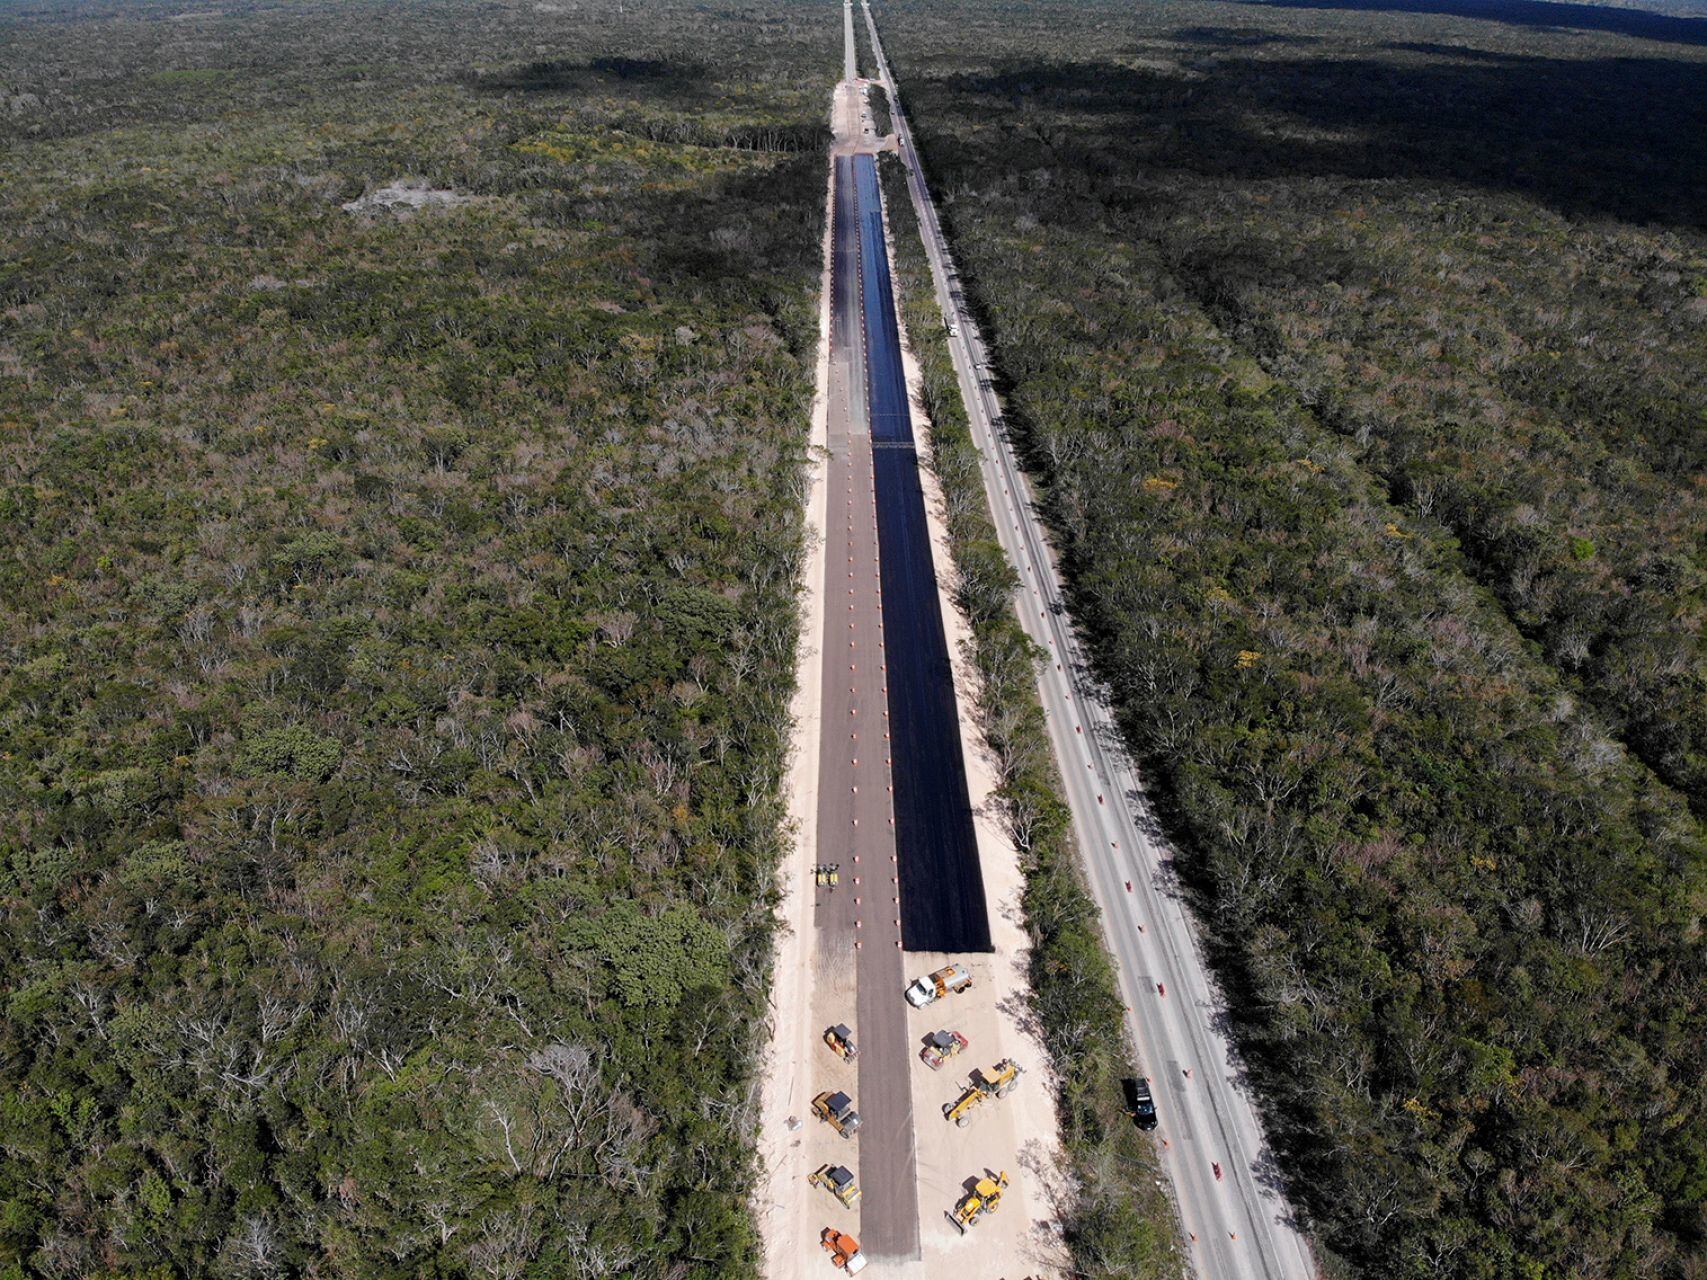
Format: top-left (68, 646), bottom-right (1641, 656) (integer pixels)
top-left (946, 1171), bottom-right (1009, 1235)
top-left (809, 1163), bottom-right (862, 1208)
top-left (814, 863), bottom-right (841, 888)
top-left (812, 1090), bottom-right (863, 1138)
top-left (920, 1028), bottom-right (968, 1070)
top-left (824, 1024), bottom-right (859, 1061)
top-left (820, 1227), bottom-right (869, 1273)
top-left (942, 1058), bottom-right (1024, 1127)
top-left (942, 1080), bottom-right (982, 1127)
top-left (980, 1058), bottom-right (1023, 1098)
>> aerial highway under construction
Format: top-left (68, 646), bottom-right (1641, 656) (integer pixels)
top-left (761, 10), bottom-right (1048, 1275)
top-left (802, 67), bottom-right (993, 1271)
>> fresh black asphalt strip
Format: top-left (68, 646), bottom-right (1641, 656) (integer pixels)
top-left (852, 154), bottom-right (992, 954)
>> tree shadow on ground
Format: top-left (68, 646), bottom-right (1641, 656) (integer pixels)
top-left (1236, 0), bottom-right (1707, 46)
top-left (1168, 24), bottom-right (1325, 46)
top-left (467, 55), bottom-right (709, 95)
top-left (945, 44), bottom-right (1707, 229)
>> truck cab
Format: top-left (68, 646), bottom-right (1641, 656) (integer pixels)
top-left (904, 963), bottom-right (972, 1008)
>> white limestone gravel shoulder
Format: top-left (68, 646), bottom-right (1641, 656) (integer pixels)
top-left (755, 149), bottom-right (835, 1280)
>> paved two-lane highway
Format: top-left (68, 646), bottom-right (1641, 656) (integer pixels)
top-left (860, 5), bottom-right (1320, 1277)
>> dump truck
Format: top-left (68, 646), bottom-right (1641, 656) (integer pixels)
top-left (947, 1171), bottom-right (1009, 1235)
top-left (1122, 1076), bottom-right (1158, 1131)
top-left (904, 964), bottom-right (972, 1008)
top-left (920, 1028), bottom-right (969, 1071)
top-left (943, 1059), bottom-right (1024, 1127)
top-left (824, 1024), bottom-right (858, 1062)
top-left (812, 1090), bottom-right (863, 1138)
top-left (820, 1227), bottom-right (869, 1274)
top-left (809, 1163), bottom-right (862, 1209)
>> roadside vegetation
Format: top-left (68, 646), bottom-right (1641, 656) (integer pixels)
top-left (874, 0), bottom-right (1707, 1275)
top-left (880, 156), bottom-right (1182, 1280)
top-left (0, 1), bottom-right (830, 1276)
top-left (866, 85), bottom-right (894, 139)
top-left (854, 0), bottom-right (880, 80)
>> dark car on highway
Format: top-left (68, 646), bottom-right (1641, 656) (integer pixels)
top-left (1122, 1077), bottom-right (1158, 1131)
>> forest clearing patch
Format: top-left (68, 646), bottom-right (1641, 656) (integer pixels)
top-left (341, 180), bottom-right (471, 216)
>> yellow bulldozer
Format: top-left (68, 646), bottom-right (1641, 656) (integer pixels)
top-left (947, 1170), bottom-right (1009, 1235)
top-left (942, 1058), bottom-right (1023, 1127)
top-left (812, 1090), bottom-right (863, 1138)
top-left (809, 1163), bottom-right (862, 1208)
top-left (824, 1024), bottom-right (858, 1061)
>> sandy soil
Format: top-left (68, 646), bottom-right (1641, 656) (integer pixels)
top-left (880, 154), bottom-right (1070, 1280)
top-left (832, 78), bottom-right (869, 157)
